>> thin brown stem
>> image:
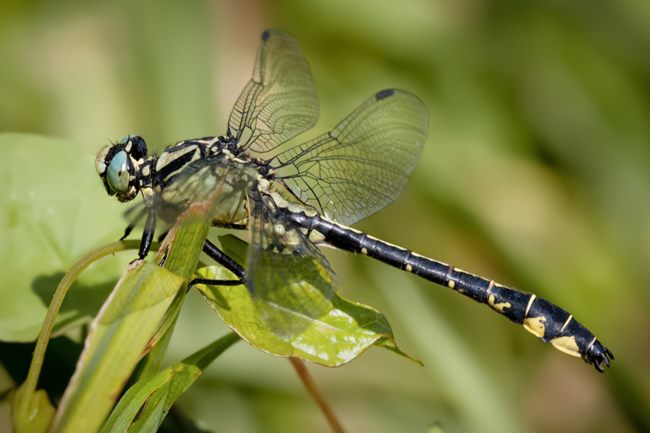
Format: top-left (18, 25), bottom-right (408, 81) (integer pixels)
top-left (289, 357), bottom-right (345, 433)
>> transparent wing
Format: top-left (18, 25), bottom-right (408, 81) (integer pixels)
top-left (228, 29), bottom-right (319, 153)
top-left (123, 201), bottom-right (148, 227)
top-left (269, 89), bottom-right (429, 226)
top-left (246, 189), bottom-right (338, 341)
top-left (150, 158), bottom-right (256, 229)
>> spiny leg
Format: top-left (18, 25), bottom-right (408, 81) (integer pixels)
top-left (157, 230), bottom-right (169, 242)
top-left (187, 239), bottom-right (246, 292)
top-left (202, 239), bottom-right (246, 279)
top-left (120, 206), bottom-right (148, 241)
top-left (186, 278), bottom-right (243, 293)
top-left (211, 221), bottom-right (248, 231)
top-left (138, 209), bottom-right (156, 260)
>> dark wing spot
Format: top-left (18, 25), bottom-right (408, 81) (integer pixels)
top-left (262, 30), bottom-right (271, 41)
top-left (376, 89), bottom-right (395, 100)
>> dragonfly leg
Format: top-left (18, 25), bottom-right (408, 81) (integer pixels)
top-left (186, 240), bottom-right (246, 293)
top-left (138, 209), bottom-right (156, 260)
top-left (157, 230), bottom-right (169, 242)
top-left (120, 206), bottom-right (148, 240)
top-left (186, 277), bottom-right (243, 293)
top-left (202, 239), bottom-right (246, 279)
top-left (211, 221), bottom-right (248, 230)
top-left (121, 224), bottom-right (134, 241)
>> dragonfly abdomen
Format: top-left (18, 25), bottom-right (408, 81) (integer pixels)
top-left (306, 214), bottom-right (613, 371)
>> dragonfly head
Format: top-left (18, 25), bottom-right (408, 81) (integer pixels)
top-left (96, 135), bottom-right (148, 202)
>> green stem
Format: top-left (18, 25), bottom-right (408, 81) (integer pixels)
top-left (16, 240), bottom-right (150, 422)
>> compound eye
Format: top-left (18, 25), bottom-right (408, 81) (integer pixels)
top-left (120, 134), bottom-right (137, 144)
top-left (106, 150), bottom-right (130, 194)
top-left (119, 134), bottom-right (148, 160)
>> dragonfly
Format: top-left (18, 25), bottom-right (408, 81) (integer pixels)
top-left (95, 29), bottom-right (613, 371)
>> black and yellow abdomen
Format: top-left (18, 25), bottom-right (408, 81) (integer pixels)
top-left (286, 210), bottom-right (614, 372)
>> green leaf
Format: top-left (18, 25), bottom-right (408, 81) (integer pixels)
top-left (195, 236), bottom-right (419, 367)
top-left (129, 168), bottom-right (235, 383)
top-left (0, 133), bottom-right (128, 342)
top-left (101, 332), bottom-right (240, 433)
top-left (11, 388), bottom-right (55, 433)
top-left (48, 262), bottom-right (185, 433)
top-left (12, 241), bottom-right (142, 433)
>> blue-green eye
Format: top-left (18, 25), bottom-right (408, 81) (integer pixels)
top-left (106, 151), bottom-right (130, 194)
top-left (120, 134), bottom-right (137, 144)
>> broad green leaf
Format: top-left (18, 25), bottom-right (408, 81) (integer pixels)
top-left (13, 241), bottom-right (142, 433)
top-left (11, 388), bottom-right (55, 433)
top-left (195, 236), bottom-right (419, 367)
top-left (101, 332), bottom-right (240, 433)
top-left (49, 262), bottom-right (185, 433)
top-left (0, 133), bottom-right (128, 342)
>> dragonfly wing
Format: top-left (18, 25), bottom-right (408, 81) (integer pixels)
top-left (246, 188), bottom-right (338, 341)
top-left (270, 89), bottom-right (428, 226)
top-left (229, 29), bottom-right (319, 153)
top-left (152, 157), bottom-right (257, 228)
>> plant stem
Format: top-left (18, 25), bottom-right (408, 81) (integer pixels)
top-left (289, 357), bottom-right (345, 433)
top-left (16, 240), bottom-right (144, 422)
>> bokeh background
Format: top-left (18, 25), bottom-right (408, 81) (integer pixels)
top-left (1, 0), bottom-right (650, 432)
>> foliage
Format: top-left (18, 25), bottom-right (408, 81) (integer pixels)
top-left (1, 133), bottom-right (416, 431)
top-left (196, 236), bottom-right (418, 367)
top-left (1, 1), bottom-right (650, 432)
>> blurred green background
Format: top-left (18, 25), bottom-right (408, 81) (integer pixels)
top-left (1, 0), bottom-right (649, 432)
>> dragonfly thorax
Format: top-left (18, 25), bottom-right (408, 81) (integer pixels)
top-left (96, 134), bottom-right (260, 205)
